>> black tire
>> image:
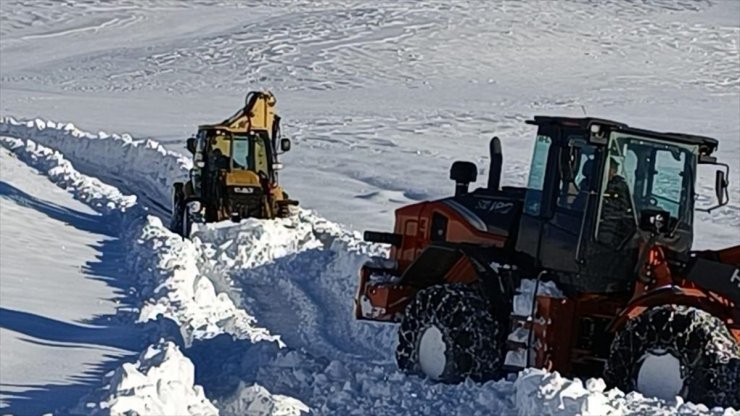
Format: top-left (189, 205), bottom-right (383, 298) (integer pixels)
top-left (604, 305), bottom-right (740, 408)
top-left (170, 184), bottom-right (185, 236)
top-left (396, 284), bottom-right (503, 382)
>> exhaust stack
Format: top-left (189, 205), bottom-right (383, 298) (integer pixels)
top-left (488, 136), bottom-right (502, 191)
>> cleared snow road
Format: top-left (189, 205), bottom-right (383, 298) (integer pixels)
top-left (0, 148), bottom-right (142, 415)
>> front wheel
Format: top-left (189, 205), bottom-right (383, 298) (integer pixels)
top-left (396, 284), bottom-right (503, 382)
top-left (170, 183), bottom-right (186, 236)
top-left (604, 305), bottom-right (740, 408)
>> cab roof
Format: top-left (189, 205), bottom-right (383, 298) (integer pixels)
top-left (196, 124), bottom-right (266, 134)
top-left (527, 116), bottom-right (719, 155)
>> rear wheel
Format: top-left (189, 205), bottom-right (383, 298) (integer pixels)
top-left (604, 305), bottom-right (740, 408)
top-left (396, 284), bottom-right (503, 382)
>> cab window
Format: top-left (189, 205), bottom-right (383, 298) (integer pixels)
top-left (556, 138), bottom-right (596, 212)
top-left (253, 137), bottom-right (269, 176)
top-left (596, 133), bottom-right (697, 244)
top-left (232, 138), bottom-right (250, 169)
top-left (524, 135), bottom-right (552, 216)
top-left (651, 149), bottom-right (686, 218)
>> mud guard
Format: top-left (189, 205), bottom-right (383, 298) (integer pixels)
top-left (607, 285), bottom-right (735, 333)
top-left (685, 256), bottom-right (740, 304)
top-left (355, 243), bottom-right (517, 323)
top-left (694, 244), bottom-right (740, 266)
top-left (400, 242), bottom-right (517, 314)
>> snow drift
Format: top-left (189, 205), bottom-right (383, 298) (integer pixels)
top-left (0, 117), bottom-right (190, 216)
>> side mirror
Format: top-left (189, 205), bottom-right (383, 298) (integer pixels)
top-left (186, 137), bottom-right (196, 154)
top-left (715, 169), bottom-right (729, 206)
top-left (450, 161), bottom-right (477, 197)
top-left (697, 162), bottom-right (730, 213)
top-left (639, 209), bottom-right (672, 235)
top-left (280, 138), bottom-right (291, 152)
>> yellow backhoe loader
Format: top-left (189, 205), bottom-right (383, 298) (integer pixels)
top-left (170, 91), bottom-right (297, 237)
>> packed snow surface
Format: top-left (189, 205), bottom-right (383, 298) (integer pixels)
top-left (1, 0), bottom-right (738, 415)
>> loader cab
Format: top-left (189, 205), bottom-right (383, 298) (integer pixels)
top-left (191, 128), bottom-right (275, 177)
top-left (187, 127), bottom-right (281, 198)
top-left (515, 117), bottom-right (721, 293)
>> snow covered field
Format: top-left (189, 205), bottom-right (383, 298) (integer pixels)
top-left (0, 0), bottom-right (738, 415)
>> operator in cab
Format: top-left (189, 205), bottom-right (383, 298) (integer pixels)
top-left (599, 157), bottom-right (635, 248)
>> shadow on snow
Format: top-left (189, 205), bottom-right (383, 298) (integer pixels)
top-left (0, 181), bottom-right (145, 415)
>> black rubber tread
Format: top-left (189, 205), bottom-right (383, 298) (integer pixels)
top-left (169, 185), bottom-right (185, 236)
top-left (396, 284), bottom-right (503, 382)
top-left (604, 304), bottom-right (740, 408)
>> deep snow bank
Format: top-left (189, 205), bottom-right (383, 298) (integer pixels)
top-left (0, 117), bottom-right (190, 215)
top-left (76, 341), bottom-right (218, 416)
top-left (0, 136), bottom-right (138, 216)
top-left (0, 119), bottom-right (280, 347)
top-left (514, 369), bottom-right (735, 416)
top-left (129, 216), bottom-right (284, 347)
top-left (219, 383), bottom-right (309, 416)
top-left (0, 136), bottom-right (218, 413)
top-left (0, 135), bottom-right (279, 348)
top-left (192, 209), bottom-right (395, 363)
top-left (0, 136), bottom-right (250, 414)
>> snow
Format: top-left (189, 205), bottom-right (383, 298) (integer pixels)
top-left (0, 118), bottom-right (190, 216)
top-left (635, 350), bottom-right (684, 402)
top-left (4, 124), bottom-right (736, 416)
top-left (418, 325), bottom-right (446, 380)
top-left (76, 340), bottom-right (217, 416)
top-left (1, 0), bottom-right (739, 415)
top-left (514, 369), bottom-right (733, 416)
top-left (0, 144), bottom-right (143, 414)
top-left (512, 278), bottom-right (566, 318)
top-left (130, 215), bottom-right (282, 348)
top-left (218, 383), bottom-right (309, 416)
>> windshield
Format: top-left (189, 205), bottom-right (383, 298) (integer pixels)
top-left (231, 136), bottom-right (250, 169)
top-left (596, 132), bottom-right (697, 245)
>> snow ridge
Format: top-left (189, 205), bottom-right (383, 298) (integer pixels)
top-left (0, 117), bottom-right (190, 216)
top-left (0, 135), bottom-right (280, 414)
top-left (0, 137), bottom-right (138, 216)
top-left (130, 216), bottom-right (283, 347)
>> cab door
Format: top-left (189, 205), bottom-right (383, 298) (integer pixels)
top-left (540, 137), bottom-right (597, 273)
top-left (515, 126), bottom-right (559, 267)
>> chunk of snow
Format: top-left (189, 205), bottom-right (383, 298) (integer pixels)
top-left (76, 340), bottom-right (218, 416)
